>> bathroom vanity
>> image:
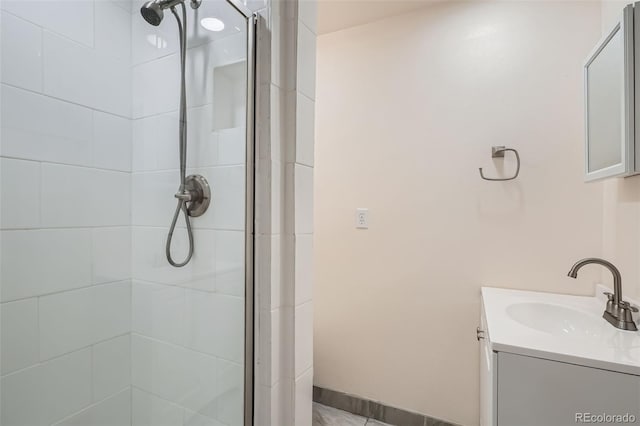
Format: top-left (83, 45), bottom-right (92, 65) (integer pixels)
top-left (479, 287), bottom-right (640, 426)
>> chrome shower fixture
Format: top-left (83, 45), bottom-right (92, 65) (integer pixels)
top-left (140, 0), bottom-right (210, 267)
top-left (140, 0), bottom-right (202, 26)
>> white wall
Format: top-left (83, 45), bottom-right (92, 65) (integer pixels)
top-left (313, 2), bottom-right (603, 425)
top-left (0, 1), bottom-right (133, 424)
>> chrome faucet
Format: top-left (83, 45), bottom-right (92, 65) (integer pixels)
top-left (568, 258), bottom-right (638, 331)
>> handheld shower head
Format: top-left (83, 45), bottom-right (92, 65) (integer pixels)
top-left (140, 0), bottom-right (164, 26)
top-left (140, 0), bottom-right (202, 26)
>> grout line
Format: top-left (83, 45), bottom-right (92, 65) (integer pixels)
top-left (1, 279), bottom-right (132, 305)
top-left (130, 332), bottom-right (244, 367)
top-left (1, 83), bottom-right (132, 120)
top-left (1, 332), bottom-right (130, 379)
top-left (0, 155), bottom-right (132, 174)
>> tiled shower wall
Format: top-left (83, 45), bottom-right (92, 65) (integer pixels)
top-left (0, 1), bottom-right (133, 425)
top-left (129, 1), bottom-right (249, 424)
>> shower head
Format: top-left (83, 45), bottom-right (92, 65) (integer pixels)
top-left (140, 0), bottom-right (202, 26)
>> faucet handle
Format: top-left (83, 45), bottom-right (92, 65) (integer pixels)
top-left (603, 291), bottom-right (614, 301)
top-left (619, 301), bottom-right (639, 313)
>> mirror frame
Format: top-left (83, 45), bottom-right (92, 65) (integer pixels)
top-left (583, 4), bottom-right (635, 182)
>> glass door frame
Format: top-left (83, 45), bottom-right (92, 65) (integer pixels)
top-left (224, 0), bottom-right (257, 424)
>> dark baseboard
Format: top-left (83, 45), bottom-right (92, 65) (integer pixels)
top-left (313, 386), bottom-right (460, 426)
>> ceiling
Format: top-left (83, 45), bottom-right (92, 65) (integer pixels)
top-left (317, 0), bottom-right (440, 35)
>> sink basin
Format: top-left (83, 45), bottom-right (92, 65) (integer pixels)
top-left (506, 302), bottom-right (604, 338)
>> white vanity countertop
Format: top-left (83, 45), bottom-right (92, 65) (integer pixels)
top-left (481, 286), bottom-right (640, 376)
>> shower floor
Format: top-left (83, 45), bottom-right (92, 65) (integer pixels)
top-left (313, 403), bottom-right (392, 426)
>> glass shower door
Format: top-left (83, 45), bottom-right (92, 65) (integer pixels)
top-left (0, 0), bottom-right (255, 425)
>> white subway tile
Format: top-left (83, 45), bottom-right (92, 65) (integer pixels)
top-left (94, 0), bottom-right (132, 63)
top-left (295, 92), bottom-right (315, 167)
top-left (217, 126), bottom-right (246, 166)
top-left (131, 335), bottom-right (218, 417)
top-left (1, 229), bottom-right (92, 301)
top-left (132, 280), bottom-right (185, 345)
top-left (93, 53), bottom-right (132, 117)
top-left (296, 22), bottom-right (316, 100)
top-left (53, 389), bottom-right (131, 426)
top-left (43, 31), bottom-right (95, 108)
top-left (131, 11), bottom-right (179, 65)
top-left (294, 301), bottom-right (313, 377)
top-left (133, 54), bottom-right (180, 118)
top-left (294, 234), bottom-right (313, 305)
top-left (39, 282), bottom-right (131, 360)
top-left (1, 298), bottom-right (39, 375)
top-left (1, 12), bottom-right (43, 92)
top-left (41, 164), bottom-right (130, 227)
top-left (216, 359), bottom-right (243, 426)
top-left (294, 164), bottom-right (313, 234)
top-left (184, 409), bottom-right (225, 426)
top-left (197, 166), bottom-right (245, 230)
top-left (0, 348), bottom-right (92, 426)
top-left (215, 230), bottom-right (245, 297)
top-left (1, 85), bottom-right (93, 165)
top-left (132, 170), bottom-right (180, 227)
top-left (132, 112), bottom-right (180, 171)
top-left (93, 112), bottom-right (133, 172)
top-left (184, 291), bottom-right (243, 362)
top-left (2, 0), bottom-right (94, 47)
top-left (92, 227), bottom-right (132, 284)
top-left (298, 2), bottom-right (318, 35)
top-left (132, 388), bottom-right (183, 426)
top-left (0, 158), bottom-right (40, 229)
top-left (294, 367), bottom-right (313, 426)
top-left (43, 31), bottom-right (131, 117)
top-left (188, 104), bottom-right (219, 168)
top-left (271, 14), bottom-right (295, 91)
top-left (132, 226), bottom-right (217, 290)
top-left (92, 335), bottom-right (131, 402)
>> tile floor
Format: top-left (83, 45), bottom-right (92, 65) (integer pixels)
top-left (313, 403), bottom-right (392, 426)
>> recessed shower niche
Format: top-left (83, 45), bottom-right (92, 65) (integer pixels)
top-left (213, 61), bottom-right (247, 131)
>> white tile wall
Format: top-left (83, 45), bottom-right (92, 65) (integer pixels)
top-left (295, 92), bottom-right (315, 167)
top-left (92, 227), bottom-right (132, 284)
top-left (39, 281), bottom-right (131, 360)
top-left (54, 389), bottom-right (132, 426)
top-left (0, 158), bottom-right (41, 229)
top-left (1, 12), bottom-right (43, 92)
top-left (294, 301), bottom-right (313, 377)
top-left (132, 388), bottom-right (184, 426)
top-left (184, 290), bottom-right (244, 362)
top-left (132, 280), bottom-right (186, 344)
top-left (1, 348), bottom-right (92, 426)
top-left (43, 31), bottom-right (131, 117)
top-left (92, 335), bottom-right (132, 401)
top-left (296, 21), bottom-right (316, 100)
top-left (1, 298), bottom-right (39, 375)
top-left (294, 164), bottom-right (314, 234)
top-left (93, 111), bottom-right (133, 172)
top-left (294, 234), bottom-right (313, 305)
top-left (1, 84), bottom-right (93, 165)
top-left (1, 0), bottom-right (94, 47)
top-left (1, 229), bottom-right (92, 301)
top-left (131, 335), bottom-right (219, 418)
top-left (41, 164), bottom-right (131, 227)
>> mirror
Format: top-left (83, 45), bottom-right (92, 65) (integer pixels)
top-left (584, 5), bottom-right (636, 181)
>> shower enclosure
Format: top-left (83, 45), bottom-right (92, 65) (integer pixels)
top-left (0, 0), bottom-right (256, 424)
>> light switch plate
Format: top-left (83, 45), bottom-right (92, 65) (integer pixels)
top-left (356, 208), bottom-right (368, 229)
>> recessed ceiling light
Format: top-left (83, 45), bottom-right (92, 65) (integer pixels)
top-left (201, 17), bottom-right (225, 32)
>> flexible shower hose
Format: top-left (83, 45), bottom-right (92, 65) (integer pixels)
top-left (166, 2), bottom-right (194, 267)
